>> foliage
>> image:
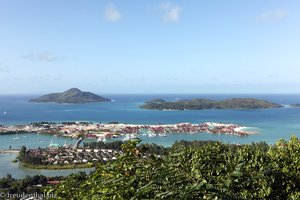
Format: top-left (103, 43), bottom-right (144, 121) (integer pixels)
top-left (45, 172), bottom-right (88, 199)
top-left (29, 88), bottom-right (111, 104)
top-left (47, 137), bottom-right (300, 199)
top-left (18, 146), bottom-right (42, 165)
top-left (140, 98), bottom-right (282, 110)
top-left (83, 140), bottom-right (124, 150)
top-left (0, 174), bottom-right (47, 194)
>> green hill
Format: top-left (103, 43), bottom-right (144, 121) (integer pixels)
top-left (140, 98), bottom-right (282, 110)
top-left (48, 137), bottom-right (300, 199)
top-left (29, 88), bottom-right (111, 104)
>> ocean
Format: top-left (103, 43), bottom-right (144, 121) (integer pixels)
top-left (1, 94), bottom-right (300, 144)
top-left (1, 94), bottom-right (300, 178)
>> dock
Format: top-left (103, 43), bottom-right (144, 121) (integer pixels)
top-left (0, 149), bottom-right (20, 154)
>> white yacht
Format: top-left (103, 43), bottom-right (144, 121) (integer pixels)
top-left (97, 137), bottom-right (107, 142)
top-left (13, 130), bottom-right (20, 140)
top-left (122, 134), bottom-right (138, 141)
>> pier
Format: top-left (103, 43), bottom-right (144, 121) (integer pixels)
top-left (0, 149), bottom-right (20, 154)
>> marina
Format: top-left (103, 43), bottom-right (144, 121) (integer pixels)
top-left (0, 121), bottom-right (257, 140)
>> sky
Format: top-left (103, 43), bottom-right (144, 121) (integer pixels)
top-left (1, 0), bottom-right (300, 94)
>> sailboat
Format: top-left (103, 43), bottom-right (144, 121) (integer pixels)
top-left (63, 140), bottom-right (68, 147)
top-left (49, 137), bottom-right (59, 147)
top-left (13, 130), bottom-right (20, 140)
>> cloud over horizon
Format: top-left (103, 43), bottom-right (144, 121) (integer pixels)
top-left (104, 3), bottom-right (122, 22)
top-left (22, 51), bottom-right (63, 62)
top-left (257, 9), bottom-right (287, 21)
top-left (159, 2), bottom-right (183, 23)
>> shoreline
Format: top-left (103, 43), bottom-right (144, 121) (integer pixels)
top-left (0, 121), bottom-right (259, 140)
top-left (0, 149), bottom-right (20, 154)
top-left (20, 162), bottom-right (95, 170)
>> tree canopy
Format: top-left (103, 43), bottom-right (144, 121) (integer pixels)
top-left (47, 136), bottom-right (300, 199)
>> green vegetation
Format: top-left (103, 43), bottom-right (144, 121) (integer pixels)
top-left (29, 88), bottom-right (111, 104)
top-left (18, 146), bottom-right (42, 165)
top-left (21, 163), bottom-right (93, 170)
top-left (83, 140), bottom-right (124, 150)
top-left (46, 136), bottom-right (300, 199)
top-left (0, 174), bottom-right (48, 194)
top-left (140, 98), bottom-right (282, 110)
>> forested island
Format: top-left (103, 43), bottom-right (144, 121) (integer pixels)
top-left (140, 98), bottom-right (282, 110)
top-left (29, 88), bottom-right (111, 104)
top-left (290, 103), bottom-right (300, 107)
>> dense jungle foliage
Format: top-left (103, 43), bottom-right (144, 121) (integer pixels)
top-left (43, 136), bottom-right (300, 199)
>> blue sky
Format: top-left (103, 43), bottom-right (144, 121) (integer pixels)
top-left (1, 0), bottom-right (300, 94)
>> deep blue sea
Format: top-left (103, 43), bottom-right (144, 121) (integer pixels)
top-left (1, 94), bottom-right (300, 145)
top-left (1, 94), bottom-right (300, 178)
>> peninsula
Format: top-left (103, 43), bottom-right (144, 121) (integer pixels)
top-left (29, 88), bottom-right (111, 104)
top-left (140, 98), bottom-right (282, 110)
top-left (0, 121), bottom-right (257, 140)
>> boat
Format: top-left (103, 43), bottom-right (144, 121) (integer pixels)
top-left (122, 134), bottom-right (138, 141)
top-left (63, 140), bottom-right (69, 147)
top-left (158, 133), bottom-right (167, 137)
top-left (97, 137), bottom-right (107, 142)
top-left (49, 138), bottom-right (59, 148)
top-left (13, 130), bottom-right (20, 140)
top-left (148, 132), bottom-right (156, 138)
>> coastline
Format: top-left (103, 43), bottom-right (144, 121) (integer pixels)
top-left (20, 162), bottom-right (95, 170)
top-left (0, 149), bottom-right (19, 154)
top-left (0, 121), bottom-right (258, 140)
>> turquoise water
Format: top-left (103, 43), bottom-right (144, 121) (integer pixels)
top-left (0, 134), bottom-right (92, 179)
top-left (0, 133), bottom-right (77, 150)
top-left (0, 153), bottom-right (93, 179)
top-left (1, 94), bottom-right (300, 178)
top-left (1, 94), bottom-right (300, 144)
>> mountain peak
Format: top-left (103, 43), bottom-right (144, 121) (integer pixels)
top-left (29, 88), bottom-right (111, 104)
top-left (64, 88), bottom-right (81, 94)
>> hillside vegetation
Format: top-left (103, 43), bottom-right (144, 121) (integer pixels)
top-left (140, 98), bottom-right (282, 110)
top-left (47, 136), bottom-right (300, 199)
top-left (29, 88), bottom-right (111, 104)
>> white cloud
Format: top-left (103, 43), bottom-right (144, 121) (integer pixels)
top-left (160, 2), bottom-right (183, 23)
top-left (23, 51), bottom-right (63, 62)
top-left (104, 3), bottom-right (122, 22)
top-left (0, 62), bottom-right (9, 73)
top-left (257, 9), bottom-right (287, 21)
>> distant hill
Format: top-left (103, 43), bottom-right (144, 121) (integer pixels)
top-left (29, 88), bottom-right (111, 104)
top-left (140, 98), bottom-right (282, 110)
top-left (290, 103), bottom-right (300, 107)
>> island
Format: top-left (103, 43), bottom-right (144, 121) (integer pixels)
top-left (140, 98), bottom-right (282, 110)
top-left (1, 121), bottom-right (257, 169)
top-left (29, 88), bottom-right (111, 104)
top-left (290, 104), bottom-right (300, 108)
top-left (0, 121), bottom-right (257, 140)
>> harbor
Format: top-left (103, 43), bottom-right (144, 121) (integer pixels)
top-left (0, 121), bottom-right (257, 142)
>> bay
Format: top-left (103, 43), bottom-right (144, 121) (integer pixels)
top-left (1, 94), bottom-right (300, 178)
